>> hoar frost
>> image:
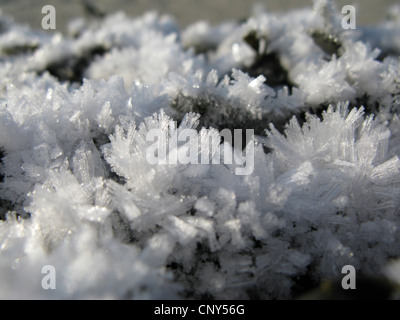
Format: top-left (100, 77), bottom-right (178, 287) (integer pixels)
top-left (1, 0), bottom-right (400, 299)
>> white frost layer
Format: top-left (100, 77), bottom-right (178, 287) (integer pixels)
top-left (0, 0), bottom-right (400, 299)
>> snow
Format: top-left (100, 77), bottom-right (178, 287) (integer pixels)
top-left (0, 0), bottom-right (400, 299)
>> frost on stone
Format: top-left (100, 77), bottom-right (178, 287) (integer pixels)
top-left (0, 0), bottom-right (400, 299)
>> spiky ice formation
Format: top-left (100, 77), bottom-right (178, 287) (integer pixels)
top-left (1, 0), bottom-right (400, 299)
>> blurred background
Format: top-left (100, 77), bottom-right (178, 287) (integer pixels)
top-left (0, 0), bottom-right (398, 33)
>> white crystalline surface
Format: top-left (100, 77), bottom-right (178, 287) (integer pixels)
top-left (1, 0), bottom-right (400, 299)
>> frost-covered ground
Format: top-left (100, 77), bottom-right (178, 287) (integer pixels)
top-left (1, 0), bottom-right (400, 299)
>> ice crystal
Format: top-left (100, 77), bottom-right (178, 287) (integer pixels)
top-left (0, 0), bottom-right (400, 299)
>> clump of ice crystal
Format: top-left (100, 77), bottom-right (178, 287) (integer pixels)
top-left (1, 0), bottom-right (400, 299)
